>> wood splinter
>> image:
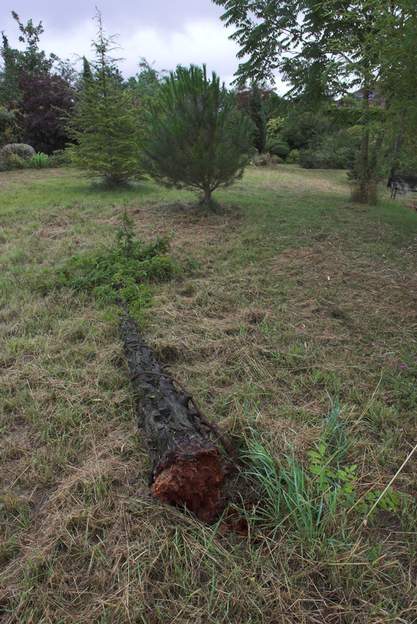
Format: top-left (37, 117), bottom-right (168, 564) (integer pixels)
top-left (120, 316), bottom-right (226, 522)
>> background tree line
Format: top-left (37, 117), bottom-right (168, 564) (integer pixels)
top-left (0, 11), bottom-right (254, 207)
top-left (1, 3), bottom-right (417, 205)
top-left (214, 0), bottom-right (417, 203)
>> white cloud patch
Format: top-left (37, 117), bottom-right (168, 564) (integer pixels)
top-left (18, 17), bottom-right (239, 85)
top-left (122, 20), bottom-right (240, 83)
top-left (2, 10), bottom-right (288, 92)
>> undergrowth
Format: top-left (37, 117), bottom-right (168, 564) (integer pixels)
top-left (42, 211), bottom-right (176, 320)
top-left (242, 405), bottom-right (414, 547)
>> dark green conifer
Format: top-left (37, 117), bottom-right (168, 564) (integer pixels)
top-left (143, 64), bottom-right (254, 207)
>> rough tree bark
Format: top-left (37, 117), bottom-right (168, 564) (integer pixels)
top-left (120, 316), bottom-right (225, 522)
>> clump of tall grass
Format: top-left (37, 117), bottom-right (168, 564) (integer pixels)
top-left (242, 405), bottom-right (404, 546)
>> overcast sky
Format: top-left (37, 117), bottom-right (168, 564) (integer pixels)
top-left (0, 0), bottom-right (287, 90)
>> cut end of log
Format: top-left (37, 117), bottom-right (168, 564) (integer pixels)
top-left (152, 449), bottom-right (224, 523)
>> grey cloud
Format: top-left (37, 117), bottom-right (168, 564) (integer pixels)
top-left (0, 1), bottom-right (286, 90)
top-left (1, 0), bottom-right (224, 33)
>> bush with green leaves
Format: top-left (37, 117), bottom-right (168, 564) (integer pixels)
top-left (266, 116), bottom-right (285, 139)
top-left (281, 111), bottom-right (332, 150)
top-left (0, 148), bottom-right (53, 171)
top-left (287, 148), bottom-right (300, 163)
top-left (0, 152), bottom-right (26, 171)
top-left (299, 146), bottom-right (349, 169)
top-left (299, 128), bottom-right (362, 170)
top-left (0, 142), bottom-right (35, 162)
top-left (0, 107), bottom-right (19, 146)
top-left (266, 136), bottom-right (290, 159)
top-left (29, 152), bottom-right (49, 168)
top-left (48, 149), bottom-right (72, 168)
top-left (50, 213), bottom-right (176, 321)
top-left (142, 64), bottom-right (254, 208)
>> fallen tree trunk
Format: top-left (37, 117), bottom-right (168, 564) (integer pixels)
top-left (120, 316), bottom-right (225, 522)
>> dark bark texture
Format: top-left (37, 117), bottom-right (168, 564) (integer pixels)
top-left (120, 316), bottom-right (225, 522)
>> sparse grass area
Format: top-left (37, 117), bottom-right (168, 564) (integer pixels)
top-left (1, 165), bottom-right (417, 623)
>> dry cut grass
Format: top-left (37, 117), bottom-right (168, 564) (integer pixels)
top-left (1, 166), bottom-right (417, 623)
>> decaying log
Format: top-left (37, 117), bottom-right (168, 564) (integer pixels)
top-left (120, 316), bottom-right (225, 522)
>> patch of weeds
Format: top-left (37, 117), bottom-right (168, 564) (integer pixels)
top-left (365, 400), bottom-right (400, 433)
top-left (383, 360), bottom-right (417, 412)
top-left (0, 494), bottom-right (31, 529)
top-left (310, 368), bottom-right (343, 394)
top-left (75, 475), bottom-right (113, 505)
top-left (242, 405), bottom-right (409, 546)
top-left (39, 211), bottom-right (177, 321)
top-left (0, 536), bottom-right (20, 565)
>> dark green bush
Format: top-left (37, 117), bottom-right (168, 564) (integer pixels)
top-left (48, 149), bottom-right (72, 167)
top-left (0, 108), bottom-right (19, 146)
top-left (266, 136), bottom-right (291, 159)
top-left (287, 148), bottom-right (300, 164)
top-left (300, 147), bottom-right (350, 169)
top-left (0, 153), bottom-right (27, 171)
top-left (281, 111), bottom-right (332, 150)
top-left (299, 129), bottom-right (361, 169)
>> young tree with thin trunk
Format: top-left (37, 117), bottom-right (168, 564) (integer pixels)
top-left (142, 65), bottom-right (254, 208)
top-left (213, 0), bottom-right (416, 204)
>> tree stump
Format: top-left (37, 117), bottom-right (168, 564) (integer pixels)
top-left (120, 316), bottom-right (225, 522)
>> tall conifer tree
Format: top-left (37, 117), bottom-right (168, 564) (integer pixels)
top-left (69, 13), bottom-right (141, 185)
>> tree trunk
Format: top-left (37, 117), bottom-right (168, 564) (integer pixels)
top-left (359, 85), bottom-right (371, 203)
top-left (201, 187), bottom-right (213, 207)
top-left (120, 316), bottom-right (225, 522)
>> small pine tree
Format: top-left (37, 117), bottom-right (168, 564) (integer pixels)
top-left (142, 65), bottom-right (254, 208)
top-left (69, 14), bottom-right (141, 185)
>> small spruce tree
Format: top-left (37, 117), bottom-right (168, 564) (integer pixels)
top-left (69, 14), bottom-right (141, 185)
top-left (142, 65), bottom-right (254, 208)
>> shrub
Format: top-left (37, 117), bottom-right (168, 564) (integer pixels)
top-left (0, 153), bottom-right (27, 171)
top-left (266, 136), bottom-right (290, 158)
top-left (281, 111), bottom-right (332, 150)
top-left (298, 148), bottom-right (340, 169)
top-left (143, 64), bottom-right (254, 208)
top-left (287, 148), bottom-right (300, 163)
top-left (270, 154), bottom-right (283, 165)
top-left (299, 132), bottom-right (358, 170)
top-left (0, 143), bottom-right (35, 161)
top-left (0, 107), bottom-right (19, 147)
top-left (253, 153), bottom-right (270, 166)
top-left (19, 73), bottom-right (74, 154)
top-left (29, 153), bottom-right (50, 168)
top-left (48, 149), bottom-right (72, 168)
top-left (266, 116), bottom-right (285, 139)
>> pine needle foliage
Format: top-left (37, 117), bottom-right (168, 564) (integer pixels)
top-left (69, 14), bottom-right (142, 186)
top-left (142, 64), bottom-right (254, 208)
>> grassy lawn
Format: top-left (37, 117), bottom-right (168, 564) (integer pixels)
top-left (1, 165), bottom-right (417, 623)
